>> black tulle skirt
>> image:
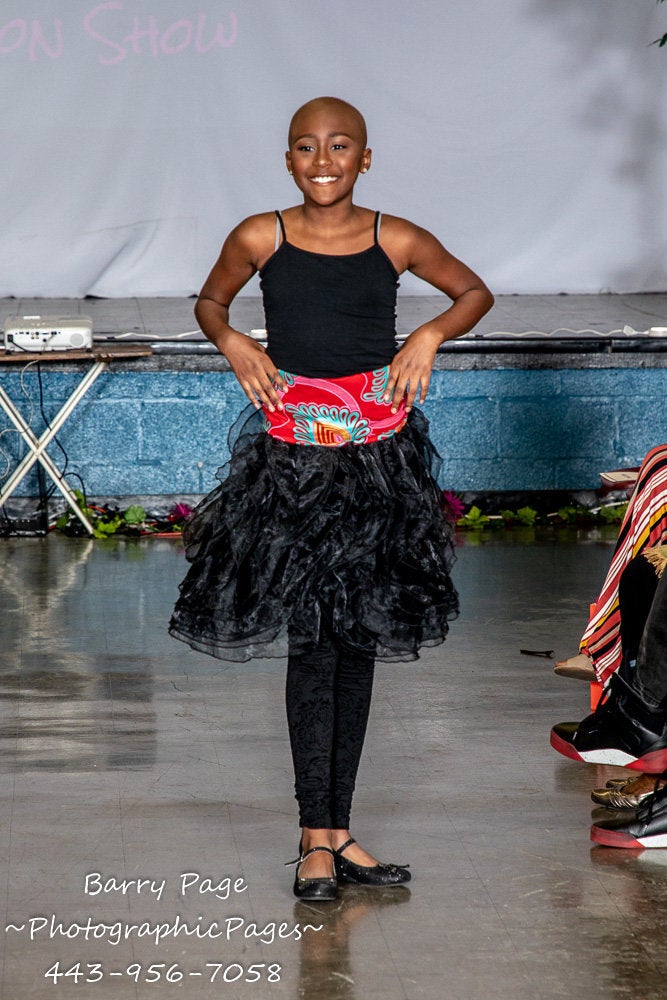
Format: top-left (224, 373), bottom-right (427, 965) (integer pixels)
top-left (169, 406), bottom-right (458, 662)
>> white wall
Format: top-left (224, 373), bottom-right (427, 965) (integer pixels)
top-left (2, 0), bottom-right (666, 297)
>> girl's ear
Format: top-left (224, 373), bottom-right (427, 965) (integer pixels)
top-left (360, 148), bottom-right (372, 174)
top-left (285, 151), bottom-right (293, 175)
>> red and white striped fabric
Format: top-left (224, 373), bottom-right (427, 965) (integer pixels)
top-left (581, 445), bottom-right (667, 683)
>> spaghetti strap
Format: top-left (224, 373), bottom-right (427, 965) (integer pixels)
top-left (373, 211), bottom-right (381, 244)
top-left (275, 210), bottom-right (287, 249)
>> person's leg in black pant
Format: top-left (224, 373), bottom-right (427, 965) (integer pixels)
top-left (635, 570), bottom-right (667, 707)
top-left (618, 555), bottom-right (660, 662)
top-left (330, 643), bottom-right (375, 830)
top-left (285, 623), bottom-right (376, 877)
top-left (286, 627), bottom-right (338, 832)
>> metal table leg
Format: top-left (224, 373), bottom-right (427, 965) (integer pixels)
top-left (0, 361), bottom-right (107, 535)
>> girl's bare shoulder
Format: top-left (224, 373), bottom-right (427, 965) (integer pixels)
top-left (378, 213), bottom-right (442, 244)
top-left (377, 213), bottom-right (445, 272)
top-left (228, 211), bottom-right (277, 258)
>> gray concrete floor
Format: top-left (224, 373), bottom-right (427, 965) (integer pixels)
top-left (1, 530), bottom-right (665, 999)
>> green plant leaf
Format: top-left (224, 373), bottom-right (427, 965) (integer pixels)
top-left (123, 505), bottom-right (147, 524)
top-left (457, 505), bottom-right (491, 529)
top-left (516, 506), bottom-right (538, 526)
top-left (94, 517), bottom-right (122, 536)
top-left (598, 503), bottom-right (628, 523)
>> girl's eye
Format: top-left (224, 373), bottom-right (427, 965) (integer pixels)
top-left (297, 144), bottom-right (314, 152)
top-left (332, 144), bottom-right (346, 150)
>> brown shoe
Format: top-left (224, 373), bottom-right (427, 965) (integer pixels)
top-left (553, 653), bottom-right (596, 681)
top-left (605, 776), bottom-right (633, 789)
top-left (591, 772), bottom-right (667, 809)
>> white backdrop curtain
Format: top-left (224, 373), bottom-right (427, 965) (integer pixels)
top-left (1, 0), bottom-right (666, 297)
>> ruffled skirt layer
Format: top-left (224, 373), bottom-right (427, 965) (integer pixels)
top-left (169, 407), bottom-right (458, 662)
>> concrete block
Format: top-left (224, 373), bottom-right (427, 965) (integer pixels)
top-left (92, 370), bottom-right (243, 402)
top-left (553, 458), bottom-right (616, 490)
top-left (439, 458), bottom-right (555, 491)
top-left (92, 371), bottom-right (200, 401)
top-left (425, 397), bottom-right (499, 460)
top-left (138, 399), bottom-right (234, 465)
top-left (563, 368), bottom-right (667, 400)
top-left (76, 463), bottom-right (150, 495)
top-left (617, 398), bottom-right (667, 459)
top-left (439, 458), bottom-right (502, 491)
top-left (500, 399), bottom-right (616, 459)
top-left (57, 402), bottom-right (141, 463)
top-left (489, 458), bottom-right (557, 491)
top-left (77, 462), bottom-right (206, 495)
top-left (430, 369), bottom-right (562, 400)
top-left (560, 369), bottom-right (624, 397)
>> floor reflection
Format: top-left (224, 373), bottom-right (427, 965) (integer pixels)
top-left (0, 660), bottom-right (157, 771)
top-left (0, 536), bottom-right (158, 771)
top-left (293, 887), bottom-right (410, 999)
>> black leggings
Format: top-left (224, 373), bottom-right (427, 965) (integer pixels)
top-left (286, 625), bottom-right (375, 829)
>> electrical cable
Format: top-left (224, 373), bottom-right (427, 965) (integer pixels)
top-left (0, 360), bottom-right (37, 482)
top-left (105, 323), bottom-right (663, 344)
top-left (466, 326), bottom-right (644, 339)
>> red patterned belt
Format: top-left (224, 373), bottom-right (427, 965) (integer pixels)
top-left (263, 366), bottom-right (407, 447)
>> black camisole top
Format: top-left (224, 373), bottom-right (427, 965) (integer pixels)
top-left (259, 210), bottom-right (400, 379)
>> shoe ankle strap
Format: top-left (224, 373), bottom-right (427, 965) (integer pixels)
top-left (285, 845), bottom-right (335, 867)
top-left (334, 837), bottom-right (356, 855)
top-left (303, 845), bottom-right (335, 858)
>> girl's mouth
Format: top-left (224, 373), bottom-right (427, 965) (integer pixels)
top-left (309, 176), bottom-right (338, 184)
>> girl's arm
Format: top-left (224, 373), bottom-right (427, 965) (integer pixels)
top-left (382, 219), bottom-right (494, 412)
top-left (195, 216), bottom-right (285, 411)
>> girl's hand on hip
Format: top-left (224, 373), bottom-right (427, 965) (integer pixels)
top-left (385, 328), bottom-right (442, 413)
top-left (222, 331), bottom-right (286, 411)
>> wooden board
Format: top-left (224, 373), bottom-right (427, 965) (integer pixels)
top-left (0, 343), bottom-right (153, 365)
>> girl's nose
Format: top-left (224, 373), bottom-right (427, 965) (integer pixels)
top-left (314, 146), bottom-right (332, 167)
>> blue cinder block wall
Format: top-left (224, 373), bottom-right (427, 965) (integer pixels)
top-left (425, 368), bottom-right (667, 490)
top-left (1, 362), bottom-right (666, 497)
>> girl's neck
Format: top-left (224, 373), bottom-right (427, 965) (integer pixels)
top-left (298, 199), bottom-right (363, 229)
top-left (283, 203), bottom-right (375, 254)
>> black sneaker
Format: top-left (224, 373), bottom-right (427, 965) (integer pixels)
top-left (591, 784), bottom-right (667, 848)
top-left (550, 672), bottom-right (667, 772)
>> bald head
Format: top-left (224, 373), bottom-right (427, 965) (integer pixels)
top-left (288, 97), bottom-right (368, 148)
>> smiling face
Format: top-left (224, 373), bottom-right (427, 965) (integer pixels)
top-left (285, 98), bottom-right (371, 205)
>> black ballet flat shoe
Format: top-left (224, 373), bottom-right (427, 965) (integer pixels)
top-left (333, 837), bottom-right (411, 887)
top-left (285, 845), bottom-right (338, 901)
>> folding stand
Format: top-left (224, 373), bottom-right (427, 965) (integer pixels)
top-left (0, 346), bottom-right (152, 536)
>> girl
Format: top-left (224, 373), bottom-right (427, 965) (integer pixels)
top-left (170, 97), bottom-right (493, 900)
